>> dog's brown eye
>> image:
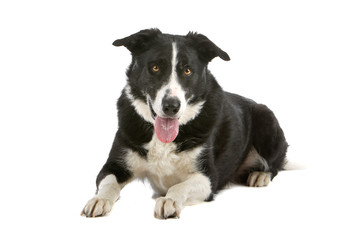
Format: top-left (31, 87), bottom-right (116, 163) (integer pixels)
top-left (184, 68), bottom-right (192, 76)
top-left (152, 65), bottom-right (160, 72)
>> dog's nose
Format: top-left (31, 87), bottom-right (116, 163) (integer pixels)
top-left (162, 97), bottom-right (181, 117)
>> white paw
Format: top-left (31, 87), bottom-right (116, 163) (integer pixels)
top-left (81, 197), bottom-right (113, 218)
top-left (154, 197), bottom-right (182, 219)
top-left (247, 171), bottom-right (271, 187)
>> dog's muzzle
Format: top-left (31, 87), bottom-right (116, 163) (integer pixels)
top-left (147, 97), bottom-right (180, 143)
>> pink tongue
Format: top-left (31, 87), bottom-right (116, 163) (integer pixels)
top-left (154, 117), bottom-right (179, 143)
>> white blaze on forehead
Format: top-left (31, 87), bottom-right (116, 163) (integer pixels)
top-left (169, 42), bottom-right (179, 96)
top-left (152, 42), bottom-right (186, 118)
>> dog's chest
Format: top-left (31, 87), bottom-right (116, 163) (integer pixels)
top-left (127, 134), bottom-right (203, 194)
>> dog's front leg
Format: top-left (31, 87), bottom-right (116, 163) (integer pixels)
top-left (154, 173), bottom-right (212, 219)
top-left (81, 174), bottom-right (132, 217)
top-left (81, 130), bottom-right (134, 217)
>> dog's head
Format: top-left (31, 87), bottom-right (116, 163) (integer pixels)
top-left (114, 28), bottom-right (230, 143)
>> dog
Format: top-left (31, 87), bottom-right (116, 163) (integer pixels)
top-left (81, 29), bottom-right (288, 219)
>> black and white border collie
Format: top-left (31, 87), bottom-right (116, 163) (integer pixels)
top-left (81, 29), bottom-right (288, 219)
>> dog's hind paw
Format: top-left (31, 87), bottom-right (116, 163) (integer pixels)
top-left (247, 171), bottom-right (271, 187)
top-left (81, 197), bottom-right (113, 218)
top-left (154, 197), bottom-right (182, 219)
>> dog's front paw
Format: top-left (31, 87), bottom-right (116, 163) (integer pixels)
top-left (154, 197), bottom-right (182, 219)
top-left (81, 197), bottom-right (113, 218)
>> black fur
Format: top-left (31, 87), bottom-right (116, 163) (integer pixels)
top-left (96, 28), bottom-right (288, 198)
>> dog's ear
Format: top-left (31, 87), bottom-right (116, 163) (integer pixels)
top-left (113, 28), bottom-right (162, 55)
top-left (186, 32), bottom-right (230, 63)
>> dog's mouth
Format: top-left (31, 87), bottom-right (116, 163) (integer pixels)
top-left (148, 101), bottom-right (157, 120)
top-left (148, 99), bottom-right (179, 144)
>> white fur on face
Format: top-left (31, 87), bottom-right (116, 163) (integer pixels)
top-left (125, 85), bottom-right (155, 124)
top-left (151, 42), bottom-right (187, 118)
top-left (179, 100), bottom-right (205, 125)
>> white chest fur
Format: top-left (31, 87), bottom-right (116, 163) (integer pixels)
top-left (126, 134), bottom-right (204, 195)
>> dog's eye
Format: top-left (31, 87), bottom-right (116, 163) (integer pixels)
top-left (184, 68), bottom-right (192, 76)
top-left (152, 65), bottom-right (160, 72)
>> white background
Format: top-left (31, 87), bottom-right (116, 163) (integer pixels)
top-left (1, 0), bottom-right (359, 239)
